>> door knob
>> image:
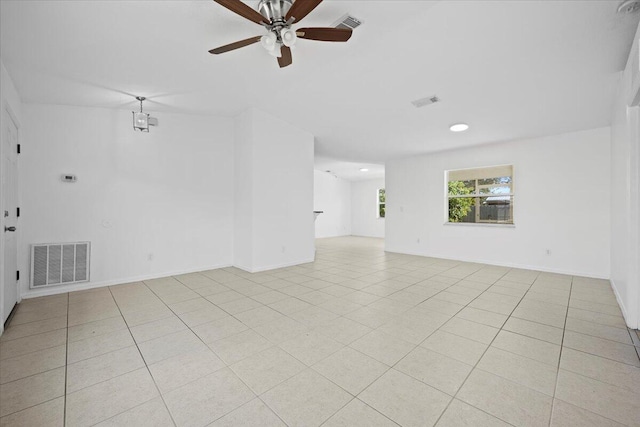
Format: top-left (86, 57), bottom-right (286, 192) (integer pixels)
top-left (4, 226), bottom-right (16, 232)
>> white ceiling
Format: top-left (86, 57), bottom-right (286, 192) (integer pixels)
top-left (1, 0), bottom-right (638, 178)
top-left (315, 156), bottom-right (385, 181)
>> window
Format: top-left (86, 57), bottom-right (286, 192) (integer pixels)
top-left (447, 165), bottom-right (513, 224)
top-left (377, 188), bottom-right (386, 218)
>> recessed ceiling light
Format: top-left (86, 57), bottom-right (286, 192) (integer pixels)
top-left (360, 168), bottom-right (369, 172)
top-left (449, 123), bottom-right (469, 132)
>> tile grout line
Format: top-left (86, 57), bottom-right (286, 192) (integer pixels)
top-left (297, 261), bottom-right (479, 427)
top-left (284, 263), bottom-right (506, 426)
top-left (105, 285), bottom-right (179, 427)
top-left (0, 321), bottom-right (69, 344)
top-left (63, 292), bottom-right (69, 427)
top-left (487, 309), bottom-right (639, 364)
top-left (424, 267), bottom-right (525, 426)
top-left (0, 297), bottom-right (69, 421)
top-left (317, 397), bottom-right (402, 427)
top-left (95, 271), bottom-right (637, 426)
top-left (4, 242), bottom-right (632, 426)
top-left (0, 313), bottom-right (68, 336)
top-left (438, 273), bottom-right (564, 424)
top-left (0, 396), bottom-right (65, 422)
top-left (57, 345), bottom-right (137, 389)
top-left (184, 290), bottom-right (302, 427)
top-left (0, 330), bottom-right (69, 360)
top-left (173, 271), bottom-right (334, 327)
top-left (548, 275), bottom-right (574, 426)
top-left (140, 277), bottom-right (292, 427)
top-left (633, 328), bottom-right (640, 360)
top-left (549, 281), bottom-right (638, 426)
top-left (0, 345), bottom-right (68, 386)
top-left (204, 262), bottom-right (469, 424)
top-left (2, 344), bottom-right (135, 394)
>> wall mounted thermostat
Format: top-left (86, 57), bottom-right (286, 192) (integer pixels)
top-left (61, 174), bottom-right (77, 182)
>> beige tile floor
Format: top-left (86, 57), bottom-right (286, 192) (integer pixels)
top-left (1, 236), bottom-right (639, 427)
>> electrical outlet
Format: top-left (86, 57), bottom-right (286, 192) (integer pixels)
top-left (546, 249), bottom-right (551, 255)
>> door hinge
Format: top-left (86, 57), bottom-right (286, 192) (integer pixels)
top-left (16, 271), bottom-right (19, 281)
top-left (16, 207), bottom-right (20, 217)
top-left (17, 144), bottom-right (20, 154)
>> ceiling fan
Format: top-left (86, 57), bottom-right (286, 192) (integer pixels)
top-left (209, 0), bottom-right (353, 68)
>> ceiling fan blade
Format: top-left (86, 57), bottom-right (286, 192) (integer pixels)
top-left (209, 36), bottom-right (262, 54)
top-left (213, 0), bottom-right (269, 25)
top-left (285, 0), bottom-right (323, 24)
top-left (296, 27), bottom-right (352, 42)
top-left (278, 46), bottom-right (293, 68)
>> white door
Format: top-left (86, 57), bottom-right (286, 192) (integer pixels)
top-left (2, 109), bottom-right (19, 324)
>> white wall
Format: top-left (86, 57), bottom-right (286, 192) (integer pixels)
top-left (0, 60), bottom-right (23, 330)
top-left (351, 178), bottom-right (385, 238)
top-left (233, 110), bottom-right (254, 270)
top-left (1, 62), bottom-right (22, 124)
top-left (386, 127), bottom-right (611, 279)
top-left (19, 104), bottom-right (235, 297)
top-left (313, 170), bottom-right (351, 238)
top-left (610, 21), bottom-right (640, 329)
top-left (312, 173), bottom-right (385, 239)
top-left (234, 108), bottom-right (315, 272)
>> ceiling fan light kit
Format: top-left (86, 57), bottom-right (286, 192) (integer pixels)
top-left (261, 32), bottom-right (277, 49)
top-left (268, 44), bottom-right (283, 58)
top-left (210, 0), bottom-right (353, 68)
top-left (280, 28), bottom-right (297, 47)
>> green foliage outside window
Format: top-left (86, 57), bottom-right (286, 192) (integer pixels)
top-left (378, 188), bottom-right (386, 218)
top-left (448, 181), bottom-right (474, 222)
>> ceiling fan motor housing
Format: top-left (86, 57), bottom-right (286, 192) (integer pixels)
top-left (210, 0), bottom-right (353, 68)
top-left (258, 0), bottom-right (293, 23)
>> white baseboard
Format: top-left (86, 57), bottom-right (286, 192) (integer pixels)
top-left (20, 262), bottom-right (233, 300)
top-left (20, 256), bottom-right (319, 299)
top-left (314, 233), bottom-right (351, 239)
top-left (609, 279), bottom-right (637, 329)
top-left (234, 257), bottom-right (316, 273)
top-left (383, 246), bottom-right (609, 280)
top-left (350, 233), bottom-right (385, 239)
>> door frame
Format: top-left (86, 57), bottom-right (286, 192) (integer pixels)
top-left (0, 101), bottom-right (21, 333)
top-left (631, 105), bottom-right (640, 331)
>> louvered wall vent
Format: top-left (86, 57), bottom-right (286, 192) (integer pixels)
top-left (333, 14), bottom-right (363, 30)
top-left (30, 242), bottom-right (90, 288)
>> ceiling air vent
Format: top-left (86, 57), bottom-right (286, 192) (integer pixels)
top-left (412, 95), bottom-right (440, 108)
top-left (333, 14), bottom-right (363, 30)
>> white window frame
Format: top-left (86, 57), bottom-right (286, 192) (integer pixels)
top-left (446, 165), bottom-right (514, 225)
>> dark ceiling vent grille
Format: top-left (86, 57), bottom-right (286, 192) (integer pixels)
top-left (333, 14), bottom-right (363, 30)
top-left (412, 96), bottom-right (440, 108)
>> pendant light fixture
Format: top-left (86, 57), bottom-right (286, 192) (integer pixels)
top-left (133, 96), bottom-right (149, 132)
top-left (132, 96), bottom-right (159, 132)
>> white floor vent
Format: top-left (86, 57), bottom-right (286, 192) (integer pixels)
top-left (30, 242), bottom-right (90, 288)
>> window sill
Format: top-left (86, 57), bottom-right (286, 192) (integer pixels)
top-left (443, 222), bottom-right (515, 228)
